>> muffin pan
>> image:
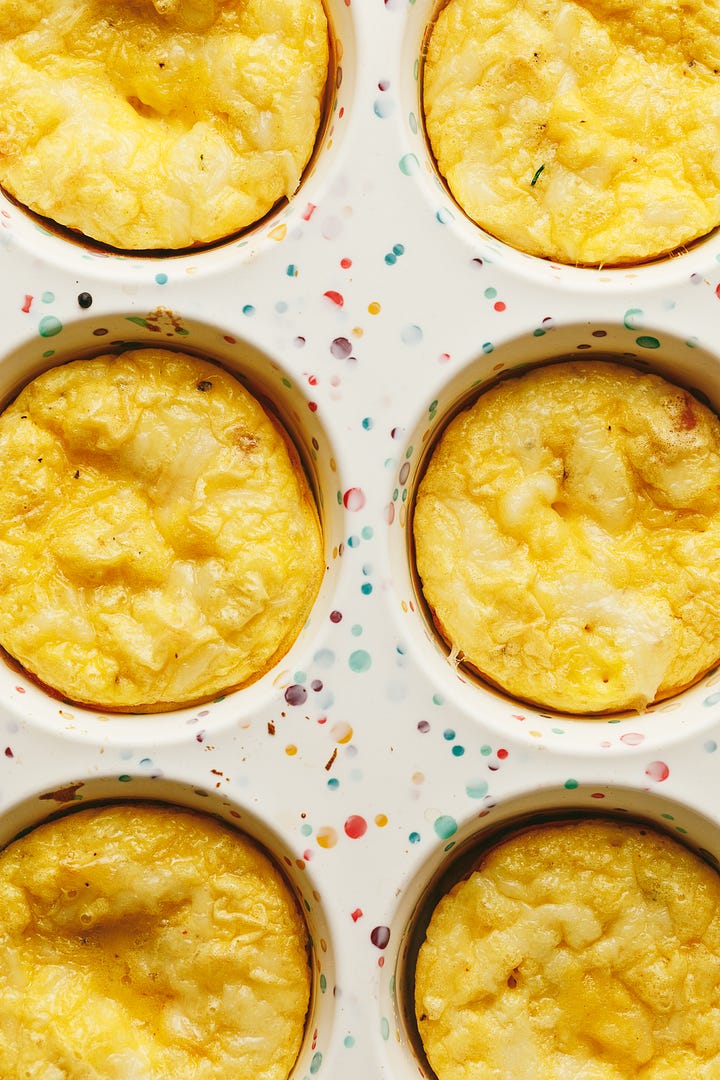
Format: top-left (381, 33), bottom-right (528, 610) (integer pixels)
top-left (3, 0), bottom-right (720, 1076)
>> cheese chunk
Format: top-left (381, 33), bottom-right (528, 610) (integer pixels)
top-left (0, 349), bottom-right (324, 711)
top-left (0, 0), bottom-right (329, 249)
top-left (423, 0), bottom-right (720, 265)
top-left (415, 818), bottom-right (720, 1080)
top-left (413, 361), bottom-right (720, 713)
top-left (0, 803), bottom-right (311, 1080)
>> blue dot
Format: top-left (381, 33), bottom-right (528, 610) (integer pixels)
top-left (155, 272), bottom-right (168, 285)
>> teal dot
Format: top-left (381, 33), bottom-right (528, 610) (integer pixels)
top-left (242, 304), bottom-right (255, 316)
top-left (361, 525), bottom-right (373, 540)
top-left (432, 693), bottom-right (444, 705)
top-left (434, 815), bottom-right (457, 840)
top-left (327, 777), bottom-right (340, 789)
top-left (399, 153), bottom-right (419, 175)
top-left (351, 624), bottom-right (363, 637)
top-left (348, 535), bottom-right (360, 548)
top-left (409, 831), bottom-right (421, 843)
top-left (287, 264), bottom-right (298, 277)
top-left (118, 774), bottom-right (132, 783)
top-left (362, 417), bottom-right (374, 430)
top-left (409, 111), bottom-right (418, 133)
top-left (300, 823), bottom-right (312, 837)
top-left (385, 252), bottom-right (397, 265)
top-left (480, 745), bottom-right (492, 756)
top-left (380, 1017), bottom-right (390, 1040)
top-left (349, 649), bottom-right (372, 673)
top-left (38, 315), bottom-right (62, 338)
top-left (451, 745), bottom-right (465, 757)
top-left (344, 1035), bottom-right (355, 1048)
top-left (293, 671), bottom-right (307, 683)
top-left (704, 692), bottom-right (720, 706)
top-left (443, 729), bottom-right (455, 741)
top-left (361, 583), bottom-right (373, 595)
top-left (41, 291), bottom-right (55, 303)
top-left (705, 740), bottom-right (718, 752)
top-left (636, 335), bottom-right (660, 349)
top-left (436, 207), bottom-right (454, 224)
top-left (482, 342), bottom-right (494, 354)
top-left (393, 243), bottom-right (405, 256)
top-left (564, 778), bottom-right (579, 789)
top-left (310, 1051), bottom-right (323, 1074)
top-left (362, 563), bottom-right (372, 576)
top-left (533, 328), bottom-right (546, 337)
top-left (484, 287), bottom-right (497, 299)
top-left (155, 272), bottom-right (168, 285)
top-left (466, 779), bottom-right (489, 799)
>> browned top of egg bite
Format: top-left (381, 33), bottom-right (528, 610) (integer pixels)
top-left (0, 0), bottom-right (329, 249)
top-left (0, 802), bottom-right (311, 1079)
top-left (415, 817), bottom-right (720, 1079)
top-left (423, 0), bottom-right (720, 265)
top-left (413, 360), bottom-right (720, 714)
top-left (0, 349), bottom-right (324, 711)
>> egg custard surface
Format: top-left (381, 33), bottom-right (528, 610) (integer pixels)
top-left (0, 0), bottom-right (329, 249)
top-left (413, 360), bottom-right (720, 714)
top-left (0, 802), bottom-right (311, 1079)
top-left (0, 348), bottom-right (324, 711)
top-left (423, 0), bottom-right (720, 265)
top-left (415, 817), bottom-right (720, 1079)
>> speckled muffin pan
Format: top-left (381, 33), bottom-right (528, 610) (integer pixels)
top-left (3, 0), bottom-right (720, 1077)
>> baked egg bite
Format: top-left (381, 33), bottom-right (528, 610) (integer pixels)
top-left (0, 348), bottom-right (325, 711)
top-left (0, 0), bottom-right (329, 249)
top-left (415, 817), bottom-right (720, 1079)
top-left (423, 0), bottom-right (720, 265)
top-left (413, 360), bottom-right (720, 714)
top-left (0, 802), bottom-right (311, 1079)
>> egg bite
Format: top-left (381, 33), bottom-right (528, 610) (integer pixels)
top-left (423, 0), bottom-right (720, 265)
top-left (412, 360), bottom-right (720, 714)
top-left (0, 348), bottom-right (325, 711)
top-left (415, 817), bottom-right (720, 1079)
top-left (0, 0), bottom-right (329, 249)
top-left (0, 802), bottom-right (311, 1079)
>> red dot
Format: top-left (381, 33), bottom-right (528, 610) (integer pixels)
top-left (340, 257), bottom-right (352, 269)
top-left (343, 487), bottom-right (366, 511)
top-left (324, 290), bottom-right (344, 307)
top-left (497, 748), bottom-right (509, 759)
top-left (308, 401), bottom-right (318, 412)
top-left (344, 815), bottom-right (368, 839)
top-left (715, 282), bottom-right (720, 299)
top-left (351, 908), bottom-right (363, 922)
top-left (645, 760), bottom-right (670, 782)
top-left (493, 300), bottom-right (506, 312)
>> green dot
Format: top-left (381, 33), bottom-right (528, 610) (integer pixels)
top-left (564, 778), bottom-right (579, 789)
top-left (38, 315), bottom-right (62, 338)
top-left (41, 291), bottom-right (55, 303)
top-left (380, 1017), bottom-right (390, 1041)
top-left (484, 287), bottom-right (497, 299)
top-left (361, 525), bottom-right (373, 540)
top-left (399, 153), bottom-right (419, 176)
top-left (320, 974), bottom-right (327, 992)
top-left (480, 745), bottom-right (492, 756)
top-left (466, 780), bottom-right (489, 799)
top-left (636, 335), bottom-right (660, 349)
top-left (118, 775), bottom-right (132, 783)
top-left (349, 649), bottom-right (371, 673)
top-left (344, 1035), bottom-right (355, 1048)
top-left (300, 823), bottom-right (312, 837)
top-left (310, 1051), bottom-right (323, 1074)
top-left (434, 815), bottom-right (457, 840)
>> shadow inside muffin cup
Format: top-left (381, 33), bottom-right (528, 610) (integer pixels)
top-left (382, 783), bottom-right (720, 1080)
top-left (0, 314), bottom-right (342, 723)
top-left (0, 0), bottom-right (355, 261)
top-left (0, 775), bottom-right (335, 1080)
top-left (390, 322), bottom-right (720, 738)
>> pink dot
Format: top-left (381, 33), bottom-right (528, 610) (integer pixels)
top-left (344, 815), bottom-right (368, 839)
top-left (645, 760), bottom-right (670, 782)
top-left (620, 732), bottom-right (644, 746)
top-left (343, 487), bottom-right (366, 511)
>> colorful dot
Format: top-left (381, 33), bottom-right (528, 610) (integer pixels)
top-left (409, 831), bottom-right (421, 843)
top-left (645, 760), bottom-right (670, 781)
top-left (344, 815), bottom-right (368, 839)
top-left (317, 826), bottom-right (337, 849)
top-left (284, 684), bottom-right (308, 706)
top-left (38, 316), bottom-right (62, 338)
top-left (343, 487), bottom-right (366, 511)
top-left (370, 925), bottom-right (391, 949)
top-left (466, 780), bottom-right (488, 798)
top-left (349, 649), bottom-right (371, 673)
top-left (434, 815), bottom-right (457, 840)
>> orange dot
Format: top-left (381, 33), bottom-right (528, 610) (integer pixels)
top-left (285, 744), bottom-right (298, 756)
top-left (375, 814), bottom-right (388, 827)
top-left (368, 301), bottom-right (381, 315)
top-left (317, 826), bottom-right (338, 849)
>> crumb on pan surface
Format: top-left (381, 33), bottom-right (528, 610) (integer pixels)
top-left (415, 818), bottom-right (720, 1079)
top-left (0, 0), bottom-right (329, 249)
top-left (0, 348), bottom-right (324, 711)
top-left (412, 361), bottom-right (720, 714)
top-left (0, 803), bottom-right (311, 1079)
top-left (423, 0), bottom-right (720, 265)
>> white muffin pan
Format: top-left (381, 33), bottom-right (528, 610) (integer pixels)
top-left (3, 1), bottom-right (720, 1076)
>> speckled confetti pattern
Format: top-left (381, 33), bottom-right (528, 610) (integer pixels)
top-left (3, 1), bottom-right (720, 1078)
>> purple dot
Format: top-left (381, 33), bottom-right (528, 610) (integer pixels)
top-left (284, 684), bottom-right (308, 706)
top-left (330, 337), bottom-right (352, 359)
top-left (370, 925), bottom-right (391, 949)
top-left (330, 610), bottom-right (343, 623)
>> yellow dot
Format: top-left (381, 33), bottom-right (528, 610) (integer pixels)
top-left (317, 826), bottom-right (337, 849)
top-left (412, 771), bottom-right (424, 784)
top-left (268, 223), bottom-right (287, 241)
top-left (285, 744), bottom-right (298, 756)
top-left (368, 301), bottom-right (381, 315)
top-left (353, 326), bottom-right (364, 337)
top-left (375, 814), bottom-right (388, 827)
top-left (331, 721), bottom-right (353, 744)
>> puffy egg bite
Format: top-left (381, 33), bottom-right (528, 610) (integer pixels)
top-left (423, 0), bottom-right (720, 265)
top-left (0, 0), bottom-right (329, 249)
top-left (415, 817), bottom-right (720, 1080)
top-left (0, 802), bottom-right (311, 1079)
top-left (0, 349), bottom-right (324, 711)
top-left (412, 360), bottom-right (720, 714)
